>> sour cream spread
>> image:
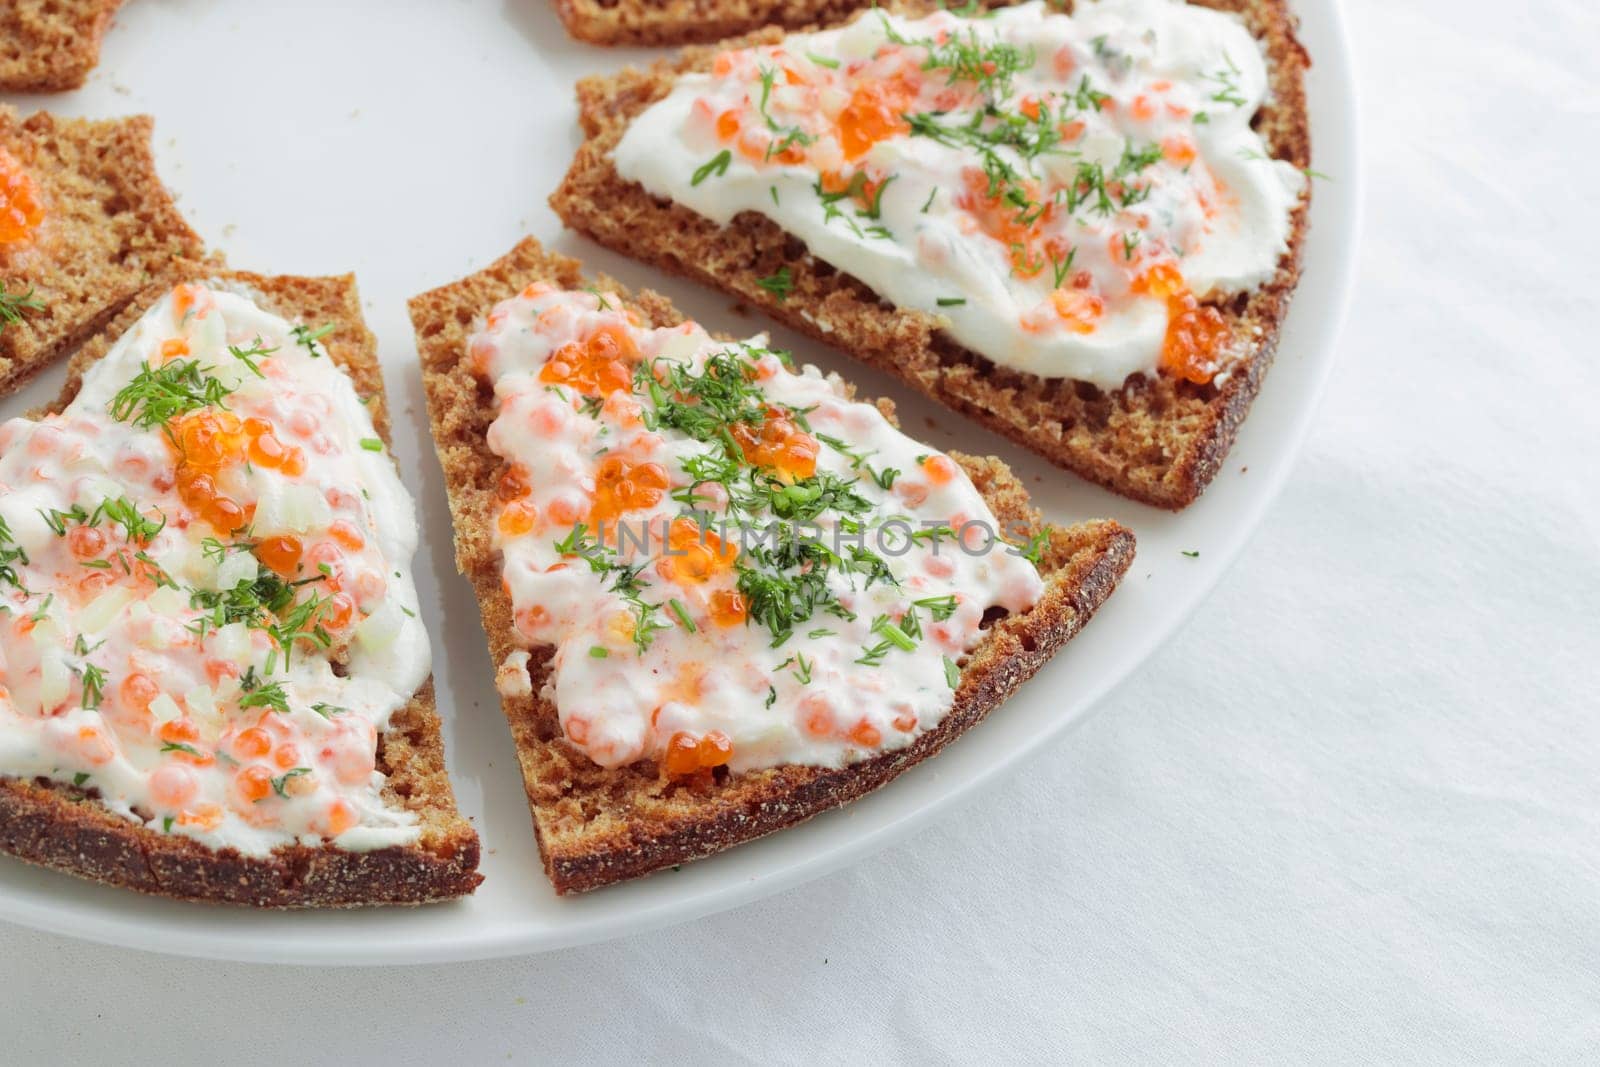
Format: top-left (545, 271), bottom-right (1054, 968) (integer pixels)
top-left (613, 0), bottom-right (1305, 388)
top-left (0, 284), bottom-right (429, 856)
top-left (471, 284), bottom-right (1044, 776)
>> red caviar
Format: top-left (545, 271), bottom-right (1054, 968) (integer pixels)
top-left (1134, 263), bottom-right (1228, 384)
top-left (591, 455), bottom-right (669, 523)
top-left (0, 147), bottom-right (44, 246)
top-left (730, 409), bottom-right (818, 479)
top-left (539, 322), bottom-right (640, 396)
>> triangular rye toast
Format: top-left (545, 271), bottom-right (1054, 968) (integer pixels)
top-left (2, 109), bottom-right (206, 401)
top-left (410, 238), bottom-right (1133, 894)
top-left (550, 0), bottom-right (1312, 509)
top-left (553, 0), bottom-right (904, 45)
top-left (0, 0), bottom-right (123, 93)
top-left (0, 265), bottom-right (481, 906)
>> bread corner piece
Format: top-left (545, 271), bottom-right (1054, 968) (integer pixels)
top-left (553, 0), bottom-right (884, 46)
top-left (0, 1), bottom-right (124, 93)
top-left (550, 0), bottom-right (1312, 509)
top-left (1, 108), bottom-right (207, 401)
top-left (0, 265), bottom-right (483, 907)
top-left (410, 237), bottom-right (1134, 894)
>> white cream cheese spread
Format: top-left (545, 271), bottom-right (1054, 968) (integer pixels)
top-left (471, 283), bottom-right (1045, 776)
top-left (0, 284), bottom-right (429, 856)
top-left (613, 0), bottom-right (1305, 388)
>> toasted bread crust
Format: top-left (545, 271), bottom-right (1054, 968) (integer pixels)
top-left (0, 267), bottom-right (483, 907)
top-left (0, 0), bottom-right (122, 93)
top-left (550, 0), bottom-right (1311, 509)
top-left (411, 238), bottom-right (1134, 894)
top-left (1, 109), bottom-right (207, 402)
top-left (554, 0), bottom-right (897, 45)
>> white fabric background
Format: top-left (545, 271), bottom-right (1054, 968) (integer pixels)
top-left (2, 0), bottom-right (1596, 1061)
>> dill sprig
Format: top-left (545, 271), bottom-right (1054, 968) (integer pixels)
top-left (109, 359), bottom-right (231, 428)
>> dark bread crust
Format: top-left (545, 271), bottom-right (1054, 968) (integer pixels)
top-left (550, 0), bottom-right (1311, 509)
top-left (0, 0), bottom-right (122, 93)
top-left (410, 238), bottom-right (1134, 894)
top-left (1, 109), bottom-right (207, 402)
top-left (554, 0), bottom-right (899, 45)
top-left (0, 266), bottom-right (483, 907)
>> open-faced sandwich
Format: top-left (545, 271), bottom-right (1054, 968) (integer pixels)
top-left (552, 0), bottom-right (1311, 508)
top-left (411, 238), bottom-right (1133, 893)
top-left (0, 268), bottom-right (482, 906)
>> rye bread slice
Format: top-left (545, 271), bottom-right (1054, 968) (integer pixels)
top-left (1, 108), bottom-right (207, 400)
top-left (550, 0), bottom-right (1312, 509)
top-left (0, 0), bottom-right (122, 93)
top-left (410, 237), bottom-right (1134, 894)
top-left (553, 0), bottom-right (922, 46)
top-left (0, 265), bottom-right (484, 907)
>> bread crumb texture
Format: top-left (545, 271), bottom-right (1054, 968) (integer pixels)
top-left (411, 237), bottom-right (1135, 894)
top-left (0, 0), bottom-right (123, 92)
top-left (550, 0), bottom-right (1311, 508)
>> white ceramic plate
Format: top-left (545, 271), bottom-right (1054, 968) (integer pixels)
top-left (0, 0), bottom-right (1359, 964)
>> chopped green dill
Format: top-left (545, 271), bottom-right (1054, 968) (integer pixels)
top-left (291, 323), bottom-right (336, 356)
top-left (239, 679), bottom-right (291, 714)
top-left (668, 598), bottom-right (696, 632)
top-left (943, 655), bottom-right (960, 689)
top-left (359, 437), bottom-right (383, 452)
top-left (1181, 549), bottom-right (1200, 558)
top-left (109, 359), bottom-right (231, 428)
top-left (0, 516), bottom-right (28, 591)
top-left (0, 283), bottom-right (46, 332)
top-left (76, 662), bottom-right (107, 710)
top-left (73, 772), bottom-right (91, 788)
top-left (936, 297), bottom-right (966, 307)
top-left (588, 645), bottom-right (610, 658)
top-left (691, 149), bottom-right (732, 186)
top-left (227, 338), bottom-right (276, 377)
top-left (160, 741), bottom-right (202, 758)
top-left (756, 267), bottom-right (794, 303)
top-left (270, 767), bottom-right (311, 799)
top-left (311, 702), bottom-right (347, 718)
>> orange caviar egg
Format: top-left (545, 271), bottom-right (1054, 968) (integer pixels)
top-left (496, 464), bottom-right (532, 501)
top-left (698, 730), bottom-right (733, 768)
top-left (715, 109), bottom-right (741, 140)
top-left (663, 731), bottom-right (701, 778)
top-left (538, 322), bottom-right (640, 396)
top-left (498, 499), bottom-right (539, 538)
top-left (1050, 288), bottom-right (1105, 334)
top-left (328, 520), bottom-right (365, 551)
top-left (837, 81), bottom-right (912, 161)
top-left (730, 410), bottom-right (818, 479)
top-left (119, 673), bottom-right (159, 715)
top-left (159, 718), bottom-right (200, 746)
top-left (658, 519), bottom-right (738, 584)
top-left (248, 431), bottom-right (288, 468)
top-left (256, 534), bottom-right (303, 576)
top-left (66, 524), bottom-right (106, 560)
top-left (319, 798), bottom-right (358, 837)
top-left (1134, 264), bottom-right (1228, 384)
top-left (849, 720), bottom-right (882, 748)
top-left (0, 147), bottom-right (45, 246)
top-left (236, 764), bottom-right (274, 804)
top-left (177, 804), bottom-right (223, 830)
top-left (591, 454), bottom-right (669, 522)
top-left (1162, 135), bottom-right (1197, 166)
top-left (321, 593), bottom-right (356, 631)
top-left (233, 727), bottom-right (273, 759)
top-left (919, 454), bottom-right (959, 485)
top-left (662, 730), bottom-right (735, 779)
top-left (708, 589), bottom-right (747, 627)
top-left (149, 764), bottom-right (198, 808)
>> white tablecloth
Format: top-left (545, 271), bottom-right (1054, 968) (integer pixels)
top-left (2, 0), bottom-right (1596, 1061)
